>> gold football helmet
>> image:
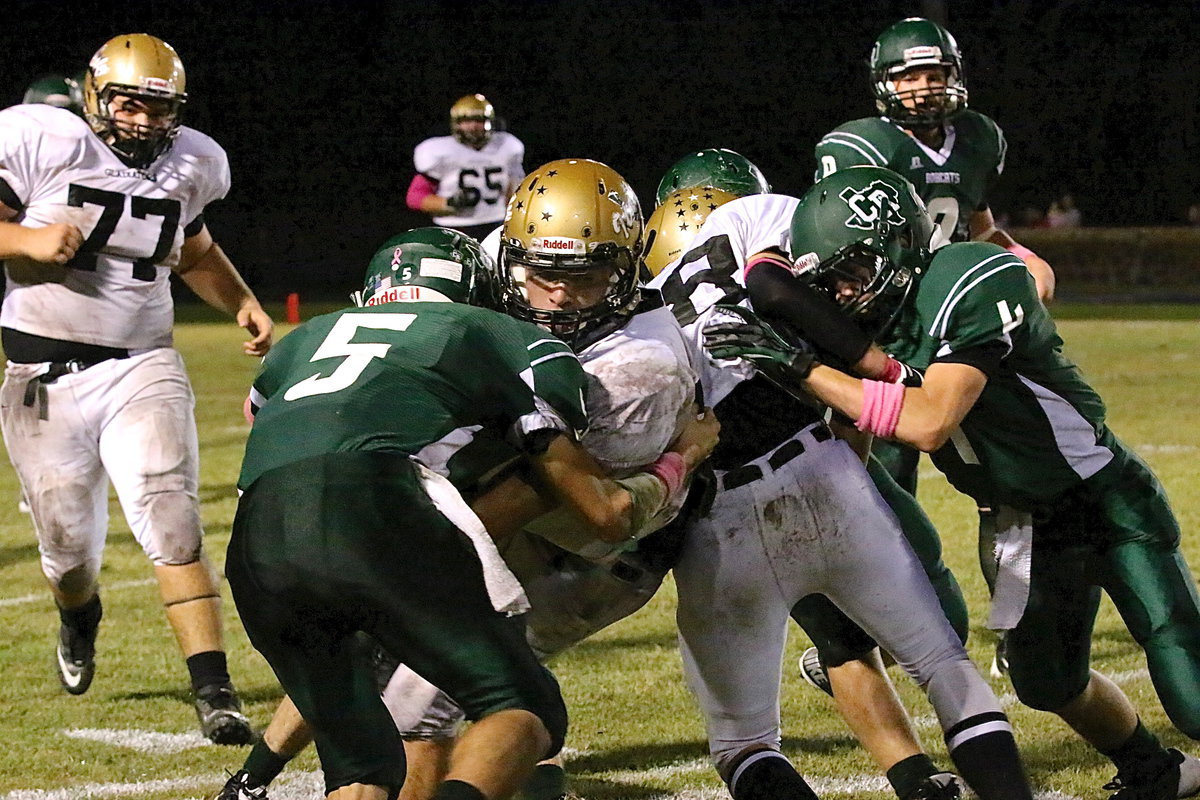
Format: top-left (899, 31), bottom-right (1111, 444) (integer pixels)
top-left (642, 186), bottom-right (737, 277)
top-left (83, 33), bottom-right (187, 168)
top-left (499, 158), bottom-right (643, 348)
top-left (450, 93), bottom-right (495, 148)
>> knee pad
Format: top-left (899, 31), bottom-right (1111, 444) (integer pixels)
top-left (137, 488), bottom-right (203, 565)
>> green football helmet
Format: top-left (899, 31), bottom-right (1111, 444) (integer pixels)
top-left (870, 18), bottom-right (967, 125)
top-left (357, 227), bottom-right (495, 308)
top-left (787, 166), bottom-right (935, 339)
top-left (23, 73), bottom-right (83, 114)
top-left (654, 148), bottom-right (770, 207)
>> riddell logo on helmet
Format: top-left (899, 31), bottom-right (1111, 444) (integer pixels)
top-left (902, 45), bottom-right (942, 61)
top-left (141, 77), bottom-right (172, 93)
top-left (532, 237), bottom-right (584, 254)
top-left (366, 286), bottom-right (426, 306)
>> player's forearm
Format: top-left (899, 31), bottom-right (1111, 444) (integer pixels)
top-left (803, 365), bottom-right (963, 453)
top-left (175, 240), bottom-right (264, 318)
top-left (0, 220), bottom-right (37, 259)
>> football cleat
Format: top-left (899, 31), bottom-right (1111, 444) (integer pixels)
top-left (209, 769), bottom-right (269, 800)
top-left (903, 772), bottom-right (962, 800)
top-left (1104, 748), bottom-right (1200, 800)
top-left (798, 646), bottom-right (833, 697)
top-left (56, 596), bottom-right (102, 695)
top-left (195, 682), bottom-right (254, 746)
top-left (990, 632), bottom-right (1010, 679)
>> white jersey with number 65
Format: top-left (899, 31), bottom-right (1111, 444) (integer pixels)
top-left (413, 132), bottom-right (524, 228)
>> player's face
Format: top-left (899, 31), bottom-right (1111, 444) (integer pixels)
top-left (824, 251), bottom-right (880, 308)
top-left (523, 264), bottom-right (615, 313)
top-left (890, 66), bottom-right (949, 114)
top-left (108, 94), bottom-right (176, 139)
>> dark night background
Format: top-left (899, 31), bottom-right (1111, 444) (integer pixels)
top-left (4, 0), bottom-right (1199, 301)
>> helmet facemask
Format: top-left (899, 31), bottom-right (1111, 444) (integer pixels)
top-left (876, 62), bottom-right (967, 126)
top-left (499, 241), bottom-right (639, 350)
top-left (797, 241), bottom-right (918, 341)
top-left (90, 87), bottom-right (185, 168)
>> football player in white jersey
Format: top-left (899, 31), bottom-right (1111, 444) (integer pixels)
top-left (406, 94), bottom-right (525, 240)
top-left (214, 161), bottom-right (713, 800)
top-left (648, 193), bottom-right (1035, 800)
top-left (0, 33), bottom-right (271, 744)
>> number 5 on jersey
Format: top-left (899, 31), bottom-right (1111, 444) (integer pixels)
top-left (284, 314), bottom-right (418, 401)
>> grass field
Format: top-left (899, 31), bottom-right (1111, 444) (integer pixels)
top-left (1, 304), bottom-right (1198, 799)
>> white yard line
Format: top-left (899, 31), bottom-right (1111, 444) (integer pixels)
top-left (63, 728), bottom-right (211, 755)
top-left (0, 578), bottom-right (155, 608)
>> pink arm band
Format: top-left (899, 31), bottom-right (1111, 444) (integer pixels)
top-left (647, 451), bottom-right (687, 497)
top-left (743, 253), bottom-right (792, 281)
top-left (855, 379), bottom-right (906, 438)
top-left (1006, 242), bottom-right (1036, 261)
top-left (406, 174), bottom-right (437, 210)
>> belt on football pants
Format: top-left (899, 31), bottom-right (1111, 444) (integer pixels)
top-left (20, 354), bottom-right (130, 419)
top-left (716, 422), bottom-right (833, 492)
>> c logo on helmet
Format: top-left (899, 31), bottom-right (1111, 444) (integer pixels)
top-left (840, 181), bottom-right (905, 232)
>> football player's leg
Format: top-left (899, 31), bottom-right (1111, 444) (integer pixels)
top-left (2, 364), bottom-right (110, 694)
top-left (101, 352), bottom-right (251, 742)
top-left (791, 594), bottom-right (952, 797)
top-left (867, 453), bottom-right (968, 642)
top-left (227, 465), bottom-right (407, 796)
top-left (673, 482), bottom-right (816, 800)
top-left (359, 485), bottom-right (566, 799)
top-left (1099, 478), bottom-right (1200, 739)
top-left (817, 446), bottom-right (1031, 800)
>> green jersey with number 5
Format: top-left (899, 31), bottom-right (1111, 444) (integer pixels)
top-left (884, 242), bottom-right (1125, 510)
top-left (814, 111), bottom-right (1005, 245)
top-left (239, 302), bottom-right (588, 490)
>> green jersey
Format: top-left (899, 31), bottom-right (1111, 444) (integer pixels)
top-left (814, 111), bottom-right (1005, 244)
top-left (885, 242), bottom-right (1120, 510)
top-left (239, 302), bottom-right (588, 490)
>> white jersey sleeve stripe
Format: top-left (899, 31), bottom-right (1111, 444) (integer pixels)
top-left (929, 253), bottom-right (1024, 338)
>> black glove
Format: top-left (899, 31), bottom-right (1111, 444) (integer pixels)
top-left (446, 188), bottom-right (479, 210)
top-left (704, 304), bottom-right (817, 379)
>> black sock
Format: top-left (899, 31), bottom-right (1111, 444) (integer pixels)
top-left (433, 779), bottom-right (487, 800)
top-left (520, 763), bottom-right (567, 800)
top-left (949, 729), bottom-right (1032, 800)
top-left (728, 751), bottom-right (818, 800)
top-left (186, 650), bottom-right (230, 693)
top-left (58, 594), bottom-right (102, 637)
top-left (243, 739), bottom-right (292, 787)
top-left (887, 753), bottom-right (939, 799)
top-left (1101, 719), bottom-right (1172, 778)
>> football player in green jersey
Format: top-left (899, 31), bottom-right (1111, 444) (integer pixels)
top-left (705, 167), bottom-right (1200, 800)
top-left (815, 17), bottom-right (1053, 304)
top-left (222, 228), bottom-right (718, 800)
top-left (815, 13), bottom-right (1055, 680)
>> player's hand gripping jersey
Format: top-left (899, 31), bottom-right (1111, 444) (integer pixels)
top-left (814, 111), bottom-right (1004, 244)
top-left (0, 104), bottom-right (228, 349)
top-left (240, 301), bottom-right (586, 491)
